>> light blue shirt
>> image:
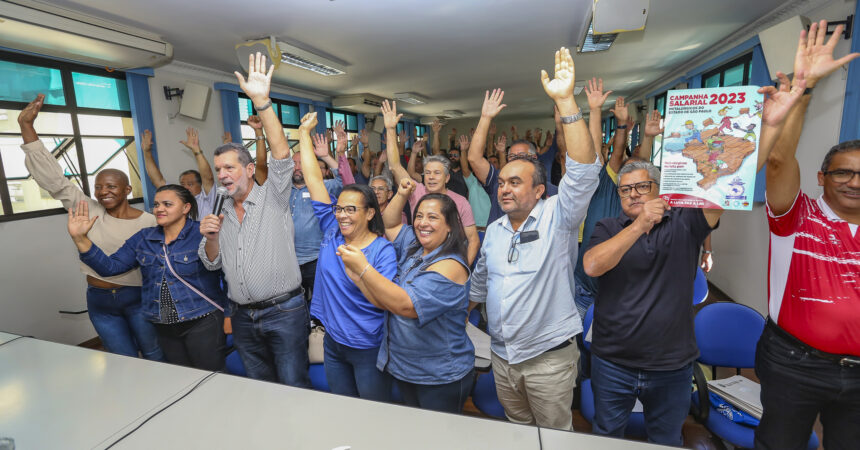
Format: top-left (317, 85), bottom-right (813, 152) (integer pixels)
top-left (470, 154), bottom-right (600, 364)
top-left (290, 171), bottom-right (342, 265)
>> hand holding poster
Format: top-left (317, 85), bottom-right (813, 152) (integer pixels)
top-left (658, 86), bottom-right (763, 210)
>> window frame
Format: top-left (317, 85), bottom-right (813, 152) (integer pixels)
top-left (237, 93), bottom-right (302, 160)
top-left (0, 50), bottom-right (139, 222)
top-left (700, 53), bottom-right (753, 88)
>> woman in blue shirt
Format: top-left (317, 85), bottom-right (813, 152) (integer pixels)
top-left (338, 178), bottom-right (475, 413)
top-left (67, 185), bottom-right (227, 370)
top-left (298, 113), bottom-right (398, 401)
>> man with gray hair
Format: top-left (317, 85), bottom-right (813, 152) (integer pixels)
top-left (199, 53), bottom-right (309, 387)
top-left (381, 100), bottom-right (480, 264)
top-left (582, 158), bottom-right (721, 444)
top-left (369, 174), bottom-right (407, 224)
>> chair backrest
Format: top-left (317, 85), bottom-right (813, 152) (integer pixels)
top-left (583, 304), bottom-right (594, 353)
top-left (693, 266), bottom-right (709, 305)
top-left (695, 302), bottom-right (765, 368)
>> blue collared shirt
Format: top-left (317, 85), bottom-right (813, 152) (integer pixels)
top-left (470, 154), bottom-right (600, 364)
top-left (291, 173), bottom-right (343, 265)
top-left (377, 226), bottom-right (474, 383)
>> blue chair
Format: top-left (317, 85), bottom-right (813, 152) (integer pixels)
top-left (580, 305), bottom-right (647, 439)
top-left (224, 349), bottom-right (247, 376)
top-left (691, 302), bottom-right (819, 449)
top-left (471, 370), bottom-right (506, 419)
top-left (308, 363), bottom-right (330, 392)
top-left (693, 266), bottom-right (709, 305)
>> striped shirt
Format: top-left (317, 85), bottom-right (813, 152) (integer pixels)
top-left (198, 157), bottom-right (302, 304)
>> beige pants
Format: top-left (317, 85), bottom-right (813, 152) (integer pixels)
top-left (490, 342), bottom-right (579, 430)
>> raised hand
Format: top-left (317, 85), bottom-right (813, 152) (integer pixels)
top-left (200, 213), bottom-right (224, 240)
top-left (534, 128), bottom-right (543, 144)
top-left (141, 129), bottom-right (153, 152)
top-left (584, 77), bottom-right (612, 110)
top-left (17, 94), bottom-right (45, 128)
top-left (380, 100), bottom-right (402, 130)
top-left (359, 128), bottom-right (370, 146)
top-left (633, 198), bottom-right (670, 234)
top-left (644, 110), bottom-right (664, 137)
top-left (222, 131), bottom-right (233, 144)
top-left (458, 134), bottom-right (470, 151)
top-left (247, 115), bottom-right (263, 130)
top-left (398, 130), bottom-right (408, 145)
top-left (758, 71), bottom-right (807, 127)
top-left (378, 148), bottom-right (388, 164)
top-left (412, 137), bottom-right (426, 156)
top-left (180, 127), bottom-right (200, 151)
top-left (489, 122), bottom-right (497, 136)
top-left (795, 20), bottom-right (860, 88)
top-left (312, 133), bottom-right (331, 157)
top-left (495, 134), bottom-right (507, 153)
top-left (540, 47), bottom-right (576, 103)
top-left (397, 177), bottom-right (416, 197)
top-left (234, 52), bottom-right (274, 104)
top-left (299, 112), bottom-right (318, 133)
top-left (544, 131), bottom-right (554, 147)
top-left (333, 120), bottom-right (346, 138)
top-left (481, 88), bottom-right (507, 119)
top-left (431, 119), bottom-right (442, 134)
top-left (336, 243), bottom-right (371, 274)
top-left (610, 96), bottom-right (628, 123)
top-left (67, 200), bottom-right (97, 240)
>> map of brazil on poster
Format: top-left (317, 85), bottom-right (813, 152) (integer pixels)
top-left (659, 86), bottom-right (763, 211)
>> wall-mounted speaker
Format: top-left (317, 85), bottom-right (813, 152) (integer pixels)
top-left (179, 81), bottom-right (211, 120)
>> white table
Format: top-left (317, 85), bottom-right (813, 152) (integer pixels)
top-left (0, 338), bottom-right (211, 450)
top-left (539, 427), bottom-right (674, 449)
top-left (112, 373), bottom-right (541, 450)
top-left (0, 331), bottom-right (20, 345)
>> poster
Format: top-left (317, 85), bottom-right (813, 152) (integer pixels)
top-left (658, 86), bottom-right (763, 210)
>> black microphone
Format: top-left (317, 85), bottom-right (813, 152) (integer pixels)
top-left (212, 186), bottom-right (230, 216)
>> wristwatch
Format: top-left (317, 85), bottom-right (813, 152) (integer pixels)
top-left (560, 110), bottom-right (583, 124)
top-left (616, 124), bottom-right (628, 129)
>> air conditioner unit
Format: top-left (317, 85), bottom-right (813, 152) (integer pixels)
top-left (0, 0), bottom-right (173, 69)
top-left (332, 94), bottom-right (386, 114)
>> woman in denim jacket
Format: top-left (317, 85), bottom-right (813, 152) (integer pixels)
top-left (67, 185), bottom-right (227, 370)
top-left (338, 179), bottom-right (475, 413)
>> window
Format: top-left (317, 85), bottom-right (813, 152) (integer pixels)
top-left (651, 92), bottom-right (668, 167)
top-left (701, 53), bottom-right (753, 88)
top-left (0, 51), bottom-right (141, 221)
top-left (414, 125), bottom-right (427, 138)
top-left (237, 94), bottom-right (301, 163)
top-left (325, 109), bottom-right (359, 154)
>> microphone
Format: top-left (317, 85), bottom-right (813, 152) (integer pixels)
top-left (212, 186), bottom-right (230, 216)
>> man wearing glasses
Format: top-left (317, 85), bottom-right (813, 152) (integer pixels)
top-left (469, 47), bottom-right (601, 430)
top-left (582, 159), bottom-right (721, 444)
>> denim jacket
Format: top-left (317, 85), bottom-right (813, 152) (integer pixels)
top-left (376, 226), bottom-right (475, 384)
top-left (80, 220), bottom-right (227, 322)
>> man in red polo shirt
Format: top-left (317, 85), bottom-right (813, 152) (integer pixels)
top-left (755, 20), bottom-right (860, 450)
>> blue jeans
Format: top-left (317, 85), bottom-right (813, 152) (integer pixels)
top-left (86, 286), bottom-right (163, 360)
top-left (323, 333), bottom-right (391, 401)
top-left (395, 369), bottom-right (475, 413)
top-left (755, 322), bottom-right (860, 450)
top-left (231, 294), bottom-right (310, 387)
top-left (574, 284), bottom-right (594, 324)
top-left (591, 354), bottom-right (692, 446)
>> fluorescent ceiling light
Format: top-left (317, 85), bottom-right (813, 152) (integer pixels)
top-left (442, 110), bottom-right (464, 118)
top-left (276, 41), bottom-right (345, 76)
top-left (578, 23), bottom-right (617, 53)
top-left (394, 92), bottom-right (429, 105)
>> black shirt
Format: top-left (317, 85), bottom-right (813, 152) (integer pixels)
top-left (586, 207), bottom-right (715, 370)
top-left (446, 169), bottom-right (469, 199)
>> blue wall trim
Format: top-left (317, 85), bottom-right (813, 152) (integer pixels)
top-left (749, 44), bottom-right (772, 202)
top-left (685, 36), bottom-right (760, 80)
top-left (126, 68), bottom-right (155, 77)
top-left (219, 90), bottom-right (241, 144)
top-left (839, 0), bottom-right (860, 142)
top-left (313, 102), bottom-right (328, 134)
top-left (645, 76), bottom-right (688, 100)
top-left (126, 73), bottom-right (158, 208)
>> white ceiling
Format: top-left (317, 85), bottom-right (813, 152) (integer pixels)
top-left (43, 0), bottom-right (787, 118)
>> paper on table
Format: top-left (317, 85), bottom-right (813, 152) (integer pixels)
top-left (467, 323), bottom-right (491, 360)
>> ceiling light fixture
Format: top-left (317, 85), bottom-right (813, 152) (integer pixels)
top-left (442, 110), bottom-right (464, 118)
top-left (393, 92), bottom-right (429, 105)
top-left (276, 41), bottom-right (345, 76)
top-left (578, 23), bottom-right (617, 53)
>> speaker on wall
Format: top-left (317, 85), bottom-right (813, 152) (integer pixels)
top-left (179, 81), bottom-right (211, 120)
top-left (759, 16), bottom-right (811, 79)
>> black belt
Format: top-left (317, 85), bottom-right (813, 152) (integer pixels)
top-left (238, 286), bottom-right (304, 310)
top-left (766, 319), bottom-right (860, 368)
top-left (544, 338), bottom-right (573, 354)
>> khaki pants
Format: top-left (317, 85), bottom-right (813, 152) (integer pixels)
top-left (490, 342), bottom-right (579, 430)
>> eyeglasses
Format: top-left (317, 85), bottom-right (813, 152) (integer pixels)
top-left (823, 169), bottom-right (860, 184)
top-left (617, 181), bottom-right (657, 198)
top-left (331, 205), bottom-right (368, 215)
top-left (507, 232), bottom-right (521, 263)
top-left (370, 186), bottom-right (389, 192)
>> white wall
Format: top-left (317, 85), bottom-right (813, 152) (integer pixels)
top-left (705, 0), bottom-right (855, 315)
